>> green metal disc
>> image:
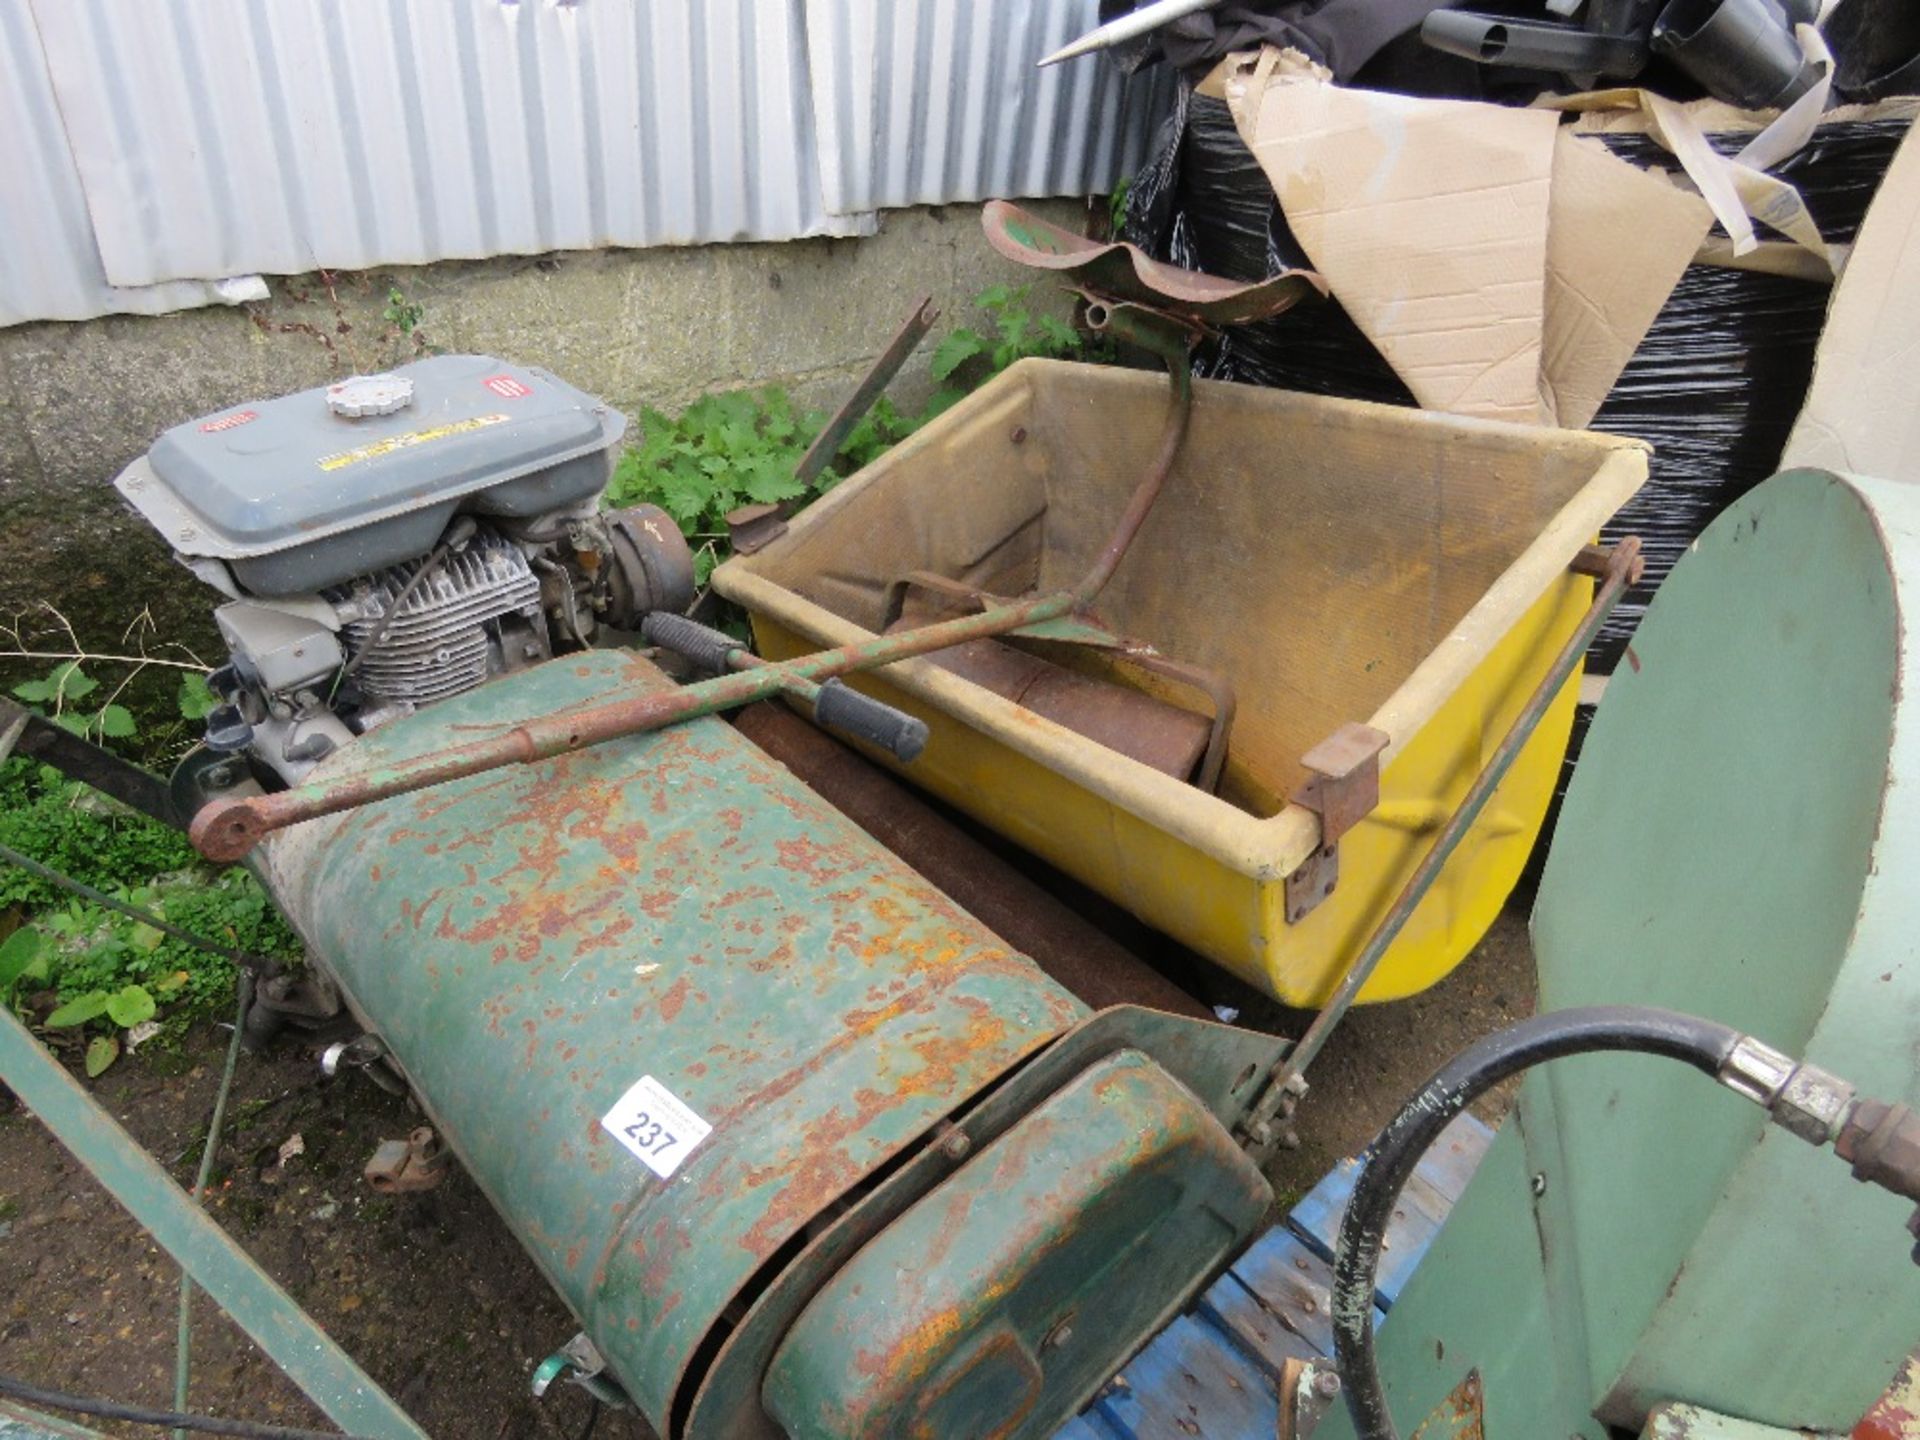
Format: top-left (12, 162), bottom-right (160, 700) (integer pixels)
top-left (1321, 470), bottom-right (1920, 1439)
top-left (1533, 469), bottom-right (1920, 1428)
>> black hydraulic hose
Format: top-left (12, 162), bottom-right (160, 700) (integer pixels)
top-left (0, 1371), bottom-right (368, 1440)
top-left (1330, 1006), bottom-right (1744, 1440)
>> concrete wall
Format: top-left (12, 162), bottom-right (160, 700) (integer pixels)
top-left (0, 201), bottom-right (1083, 680)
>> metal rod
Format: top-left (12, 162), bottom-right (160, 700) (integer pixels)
top-left (0, 1005), bottom-right (428, 1440)
top-left (1, 698), bottom-right (182, 830)
top-left (174, 973), bottom-right (252, 1440)
top-left (1071, 350), bottom-right (1192, 604)
top-left (191, 586), bottom-right (1073, 860)
top-left (1250, 538), bottom-right (1644, 1131)
top-left (188, 347), bottom-right (1197, 862)
top-left (1038, 0), bottom-right (1223, 66)
top-left (792, 295), bottom-right (939, 489)
top-left (1119, 650), bottom-right (1237, 794)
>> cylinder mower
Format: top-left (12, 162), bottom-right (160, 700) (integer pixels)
top-left (5, 227), bottom-right (1334, 1440)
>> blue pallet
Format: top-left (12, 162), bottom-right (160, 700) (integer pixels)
top-left (1062, 1111), bottom-right (1495, 1440)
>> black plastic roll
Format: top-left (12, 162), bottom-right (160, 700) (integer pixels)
top-left (1581, 121), bottom-right (1905, 666)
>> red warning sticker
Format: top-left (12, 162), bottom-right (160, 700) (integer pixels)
top-left (483, 374), bottom-right (532, 399)
top-left (200, 410), bottom-right (258, 434)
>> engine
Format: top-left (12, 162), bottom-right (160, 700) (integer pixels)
top-left (115, 355), bottom-right (692, 783)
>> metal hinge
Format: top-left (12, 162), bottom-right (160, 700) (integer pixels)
top-left (1284, 722), bottom-right (1390, 924)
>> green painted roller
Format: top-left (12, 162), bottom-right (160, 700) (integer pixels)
top-left (252, 647), bottom-right (1278, 1440)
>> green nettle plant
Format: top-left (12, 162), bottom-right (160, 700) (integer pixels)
top-left (603, 387), bottom-right (855, 590)
top-left (925, 283), bottom-right (1087, 417)
top-left (1, 640), bottom-right (301, 1073)
top-left (606, 282), bottom-right (1095, 596)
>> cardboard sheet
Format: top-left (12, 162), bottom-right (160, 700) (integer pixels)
top-left (1225, 50), bottom-right (1558, 424)
top-left (1783, 122), bottom-right (1920, 480)
top-left (1542, 132), bottom-right (1714, 429)
top-left (1222, 50), bottom-right (1711, 428)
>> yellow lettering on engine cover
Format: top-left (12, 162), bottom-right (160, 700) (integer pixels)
top-left (316, 413), bottom-right (510, 471)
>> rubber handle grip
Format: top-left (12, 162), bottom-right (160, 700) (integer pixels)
top-left (813, 681), bottom-right (930, 764)
top-left (642, 612), bottom-right (741, 673)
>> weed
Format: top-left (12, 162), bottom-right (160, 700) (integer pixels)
top-left (41, 977), bottom-right (160, 1077)
top-left (1109, 177), bottom-right (1133, 239)
top-left (0, 927), bottom-right (48, 1011)
top-left (9, 661), bottom-right (135, 747)
top-left (3, 660), bottom-right (303, 1070)
top-left (925, 283), bottom-right (1089, 418)
top-left (0, 762), bottom-right (197, 911)
top-left (2, 605), bottom-right (214, 766)
top-left (609, 283), bottom-right (1093, 599)
top-left (382, 286), bottom-right (425, 337)
top-left (247, 271), bottom-right (432, 375)
top-left (604, 383), bottom-right (930, 595)
top-left (607, 388), bottom-right (833, 588)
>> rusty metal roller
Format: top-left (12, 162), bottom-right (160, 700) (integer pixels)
top-left (254, 646), bottom-right (1278, 1439)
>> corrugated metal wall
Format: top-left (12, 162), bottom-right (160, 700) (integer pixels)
top-left (807, 0), bottom-right (1173, 215)
top-left (2, 0), bottom-right (1169, 328)
top-left (0, 2), bottom-right (264, 327)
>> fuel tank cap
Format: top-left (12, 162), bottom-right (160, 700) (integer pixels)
top-left (326, 372), bottom-right (414, 418)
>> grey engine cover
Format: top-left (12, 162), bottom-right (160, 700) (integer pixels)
top-left (115, 355), bottom-right (626, 596)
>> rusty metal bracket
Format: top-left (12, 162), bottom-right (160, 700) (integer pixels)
top-left (724, 502), bottom-right (793, 557)
top-left (532, 1332), bottom-right (632, 1409)
top-left (795, 295), bottom-right (940, 489)
top-left (1284, 723), bottom-right (1390, 925)
top-left (364, 1126), bottom-right (450, 1194)
top-left (1410, 1370), bottom-right (1485, 1439)
top-left (1570, 539), bottom-right (1645, 584)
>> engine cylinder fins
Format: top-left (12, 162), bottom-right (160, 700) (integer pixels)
top-left (332, 531), bottom-right (543, 705)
